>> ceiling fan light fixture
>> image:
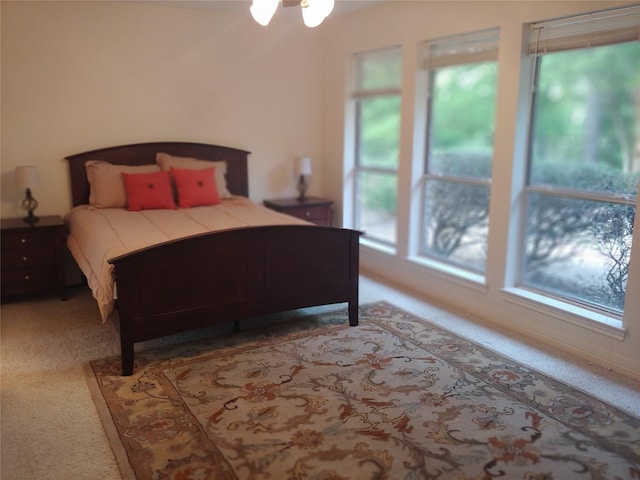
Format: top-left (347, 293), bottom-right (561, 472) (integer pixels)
top-left (251, 0), bottom-right (335, 28)
top-left (250, 0), bottom-right (279, 26)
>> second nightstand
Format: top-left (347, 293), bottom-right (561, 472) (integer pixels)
top-left (263, 197), bottom-right (333, 226)
top-left (1, 215), bottom-right (66, 301)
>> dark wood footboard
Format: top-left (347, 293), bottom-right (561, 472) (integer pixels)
top-left (109, 225), bottom-right (361, 375)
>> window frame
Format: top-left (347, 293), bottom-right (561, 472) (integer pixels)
top-left (350, 47), bottom-right (402, 248)
top-left (514, 6), bottom-right (640, 320)
top-left (415, 28), bottom-right (500, 276)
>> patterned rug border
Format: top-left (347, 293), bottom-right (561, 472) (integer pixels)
top-left (84, 362), bottom-right (137, 480)
top-left (84, 301), bottom-right (640, 479)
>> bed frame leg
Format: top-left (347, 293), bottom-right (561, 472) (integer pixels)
top-left (121, 341), bottom-right (134, 376)
top-left (348, 301), bottom-right (359, 326)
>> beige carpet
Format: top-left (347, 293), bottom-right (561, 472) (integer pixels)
top-left (2, 275), bottom-right (640, 479)
top-left (86, 302), bottom-right (639, 479)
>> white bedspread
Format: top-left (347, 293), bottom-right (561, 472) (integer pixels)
top-left (65, 196), bottom-right (310, 322)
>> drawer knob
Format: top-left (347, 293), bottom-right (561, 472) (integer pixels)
top-left (22, 256), bottom-right (28, 262)
top-left (21, 238), bottom-right (27, 244)
top-left (24, 275), bottom-right (30, 281)
top-left (305, 211), bottom-right (311, 217)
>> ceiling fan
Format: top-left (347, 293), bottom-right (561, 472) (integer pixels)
top-left (250, 0), bottom-right (335, 28)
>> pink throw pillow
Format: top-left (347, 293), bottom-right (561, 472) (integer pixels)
top-left (122, 171), bottom-right (176, 211)
top-left (171, 167), bottom-right (221, 208)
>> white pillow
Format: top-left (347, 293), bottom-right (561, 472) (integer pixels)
top-left (156, 152), bottom-right (231, 198)
top-left (85, 160), bottom-right (160, 208)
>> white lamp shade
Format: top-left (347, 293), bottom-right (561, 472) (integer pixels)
top-left (296, 156), bottom-right (312, 176)
top-left (250, 0), bottom-right (279, 26)
top-left (15, 166), bottom-right (40, 190)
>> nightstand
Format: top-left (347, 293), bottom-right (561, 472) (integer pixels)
top-left (263, 197), bottom-right (333, 226)
top-left (1, 215), bottom-right (66, 301)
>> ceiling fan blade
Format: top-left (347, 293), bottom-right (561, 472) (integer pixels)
top-left (282, 0), bottom-right (300, 7)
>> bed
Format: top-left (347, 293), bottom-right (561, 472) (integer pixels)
top-left (65, 142), bottom-right (361, 375)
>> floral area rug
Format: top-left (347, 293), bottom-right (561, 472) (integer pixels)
top-left (86, 302), bottom-right (640, 479)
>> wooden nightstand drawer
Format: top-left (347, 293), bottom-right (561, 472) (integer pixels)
top-left (283, 204), bottom-right (328, 222)
top-left (2, 229), bottom-right (57, 249)
top-left (2, 246), bottom-right (57, 269)
top-left (263, 197), bottom-right (333, 227)
top-left (2, 267), bottom-right (58, 295)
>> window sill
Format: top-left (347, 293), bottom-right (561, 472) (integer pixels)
top-left (360, 237), bottom-right (397, 256)
top-left (408, 255), bottom-right (488, 293)
top-left (501, 287), bottom-right (627, 341)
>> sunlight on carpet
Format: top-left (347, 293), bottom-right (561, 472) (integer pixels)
top-left (85, 302), bottom-right (640, 479)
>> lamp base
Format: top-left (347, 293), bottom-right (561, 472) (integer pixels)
top-left (23, 212), bottom-right (39, 224)
top-left (22, 189), bottom-right (39, 224)
top-left (297, 175), bottom-right (308, 202)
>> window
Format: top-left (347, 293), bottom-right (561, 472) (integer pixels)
top-left (522, 6), bottom-right (640, 315)
top-left (417, 28), bottom-right (499, 274)
top-left (351, 47), bottom-right (402, 246)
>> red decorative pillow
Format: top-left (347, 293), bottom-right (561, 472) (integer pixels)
top-left (170, 167), bottom-right (221, 208)
top-left (121, 171), bottom-right (176, 211)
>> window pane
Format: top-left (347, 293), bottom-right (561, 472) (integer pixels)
top-left (356, 48), bottom-right (402, 90)
top-left (524, 39), bottom-right (639, 315)
top-left (522, 192), bottom-right (634, 312)
top-left (357, 96), bottom-right (401, 169)
top-left (428, 62), bottom-right (497, 178)
top-left (356, 171), bottom-right (397, 244)
top-left (530, 42), bottom-right (640, 196)
top-left (421, 179), bottom-right (489, 272)
top-left (419, 60), bottom-right (496, 274)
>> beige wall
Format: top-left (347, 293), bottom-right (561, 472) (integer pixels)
top-left (323, 1), bottom-right (640, 379)
top-left (1, 1), bottom-right (326, 217)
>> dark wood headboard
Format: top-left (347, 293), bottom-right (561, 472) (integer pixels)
top-left (65, 142), bottom-right (250, 207)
